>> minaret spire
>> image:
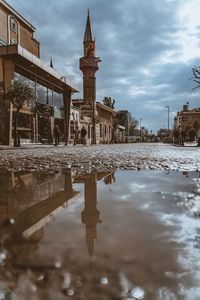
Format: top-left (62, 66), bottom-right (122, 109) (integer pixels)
top-left (83, 9), bottom-right (93, 42)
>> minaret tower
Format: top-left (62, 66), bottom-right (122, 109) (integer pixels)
top-left (80, 10), bottom-right (101, 111)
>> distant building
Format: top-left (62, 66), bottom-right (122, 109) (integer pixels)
top-left (0, 0), bottom-right (78, 145)
top-left (174, 103), bottom-right (200, 131)
top-left (114, 110), bottom-right (138, 142)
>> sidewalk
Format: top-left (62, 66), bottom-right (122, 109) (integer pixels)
top-left (0, 143), bottom-right (74, 150)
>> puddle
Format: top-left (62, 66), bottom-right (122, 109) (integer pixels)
top-left (0, 169), bottom-right (200, 299)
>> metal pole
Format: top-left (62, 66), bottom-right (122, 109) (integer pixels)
top-left (92, 99), bottom-right (96, 144)
top-left (35, 77), bottom-right (38, 144)
top-left (140, 118), bottom-right (142, 140)
top-left (165, 106), bottom-right (170, 133)
top-left (92, 65), bottom-right (96, 145)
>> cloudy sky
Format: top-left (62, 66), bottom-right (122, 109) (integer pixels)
top-left (8, 0), bottom-right (200, 132)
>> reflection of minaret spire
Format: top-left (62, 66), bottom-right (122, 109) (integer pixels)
top-left (84, 9), bottom-right (93, 42)
top-left (81, 173), bottom-right (102, 259)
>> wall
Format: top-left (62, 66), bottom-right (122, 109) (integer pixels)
top-left (0, 3), bottom-right (40, 57)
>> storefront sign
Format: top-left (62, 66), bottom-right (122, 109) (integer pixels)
top-left (36, 102), bottom-right (54, 116)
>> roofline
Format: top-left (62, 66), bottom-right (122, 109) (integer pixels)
top-left (117, 110), bottom-right (129, 113)
top-left (0, 45), bottom-right (79, 92)
top-left (71, 105), bottom-right (80, 111)
top-left (72, 99), bottom-right (84, 102)
top-left (0, 0), bottom-right (36, 31)
top-left (96, 102), bottom-right (116, 114)
top-left (177, 108), bottom-right (200, 114)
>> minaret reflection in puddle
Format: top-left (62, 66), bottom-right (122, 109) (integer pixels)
top-left (81, 173), bottom-right (102, 259)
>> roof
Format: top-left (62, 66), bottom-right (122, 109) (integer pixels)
top-left (0, 0), bottom-right (36, 31)
top-left (178, 108), bottom-right (200, 114)
top-left (72, 99), bottom-right (85, 104)
top-left (96, 102), bottom-right (116, 115)
top-left (117, 110), bottom-right (129, 114)
top-left (190, 108), bottom-right (200, 112)
top-left (72, 100), bottom-right (116, 114)
top-left (71, 105), bottom-right (80, 111)
top-left (117, 124), bottom-right (126, 130)
top-left (0, 45), bottom-right (79, 92)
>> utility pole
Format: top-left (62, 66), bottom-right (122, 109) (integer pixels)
top-left (140, 118), bottom-right (142, 141)
top-left (165, 106), bottom-right (170, 133)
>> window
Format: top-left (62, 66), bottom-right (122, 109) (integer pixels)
top-left (182, 117), bottom-right (188, 121)
top-left (0, 38), bottom-right (7, 46)
top-left (10, 18), bottom-right (17, 33)
top-left (11, 38), bottom-right (17, 45)
top-left (100, 123), bottom-right (102, 138)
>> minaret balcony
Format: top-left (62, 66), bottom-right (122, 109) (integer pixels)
top-left (80, 57), bottom-right (100, 72)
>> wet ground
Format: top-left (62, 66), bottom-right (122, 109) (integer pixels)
top-left (0, 168), bottom-right (200, 299)
top-left (0, 143), bottom-right (199, 173)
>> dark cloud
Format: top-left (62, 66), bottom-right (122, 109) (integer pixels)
top-left (8, 0), bottom-right (200, 132)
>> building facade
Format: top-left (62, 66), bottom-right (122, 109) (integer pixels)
top-left (0, 0), bottom-right (78, 145)
top-left (174, 103), bottom-right (200, 131)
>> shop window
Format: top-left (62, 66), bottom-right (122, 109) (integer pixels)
top-left (53, 91), bottom-right (63, 109)
top-left (70, 121), bottom-right (75, 134)
top-left (104, 124), bottom-right (107, 137)
top-left (109, 126), bottom-right (111, 137)
top-left (100, 123), bottom-right (102, 138)
top-left (71, 112), bottom-right (75, 121)
top-left (10, 18), bottom-right (17, 33)
top-left (37, 83), bottom-right (48, 104)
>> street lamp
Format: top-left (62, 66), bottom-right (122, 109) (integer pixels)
top-left (165, 106), bottom-right (170, 133)
top-left (92, 98), bottom-right (96, 145)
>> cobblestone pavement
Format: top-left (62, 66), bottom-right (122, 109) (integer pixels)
top-left (0, 143), bottom-right (199, 173)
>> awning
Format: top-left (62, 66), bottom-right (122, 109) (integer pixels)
top-left (0, 45), bottom-right (79, 93)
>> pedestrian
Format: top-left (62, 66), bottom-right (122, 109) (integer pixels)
top-left (173, 129), bottom-right (179, 145)
top-left (189, 128), bottom-right (196, 142)
top-left (180, 129), bottom-right (186, 146)
top-left (74, 127), bottom-right (80, 145)
top-left (80, 126), bottom-right (87, 145)
top-left (197, 128), bottom-right (200, 147)
top-left (53, 124), bottom-right (61, 146)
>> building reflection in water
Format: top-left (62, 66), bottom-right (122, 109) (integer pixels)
top-left (0, 169), bottom-right (115, 259)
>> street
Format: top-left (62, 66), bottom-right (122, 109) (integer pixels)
top-left (0, 143), bottom-right (199, 173)
top-left (0, 143), bottom-right (200, 299)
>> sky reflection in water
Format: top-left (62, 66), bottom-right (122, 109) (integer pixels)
top-left (0, 169), bottom-right (200, 299)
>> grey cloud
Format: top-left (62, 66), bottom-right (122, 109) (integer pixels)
top-left (8, 0), bottom-right (200, 131)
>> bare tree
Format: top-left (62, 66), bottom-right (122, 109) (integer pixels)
top-left (103, 97), bottom-right (115, 109)
top-left (192, 66), bottom-right (200, 89)
top-left (4, 82), bottom-right (34, 147)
